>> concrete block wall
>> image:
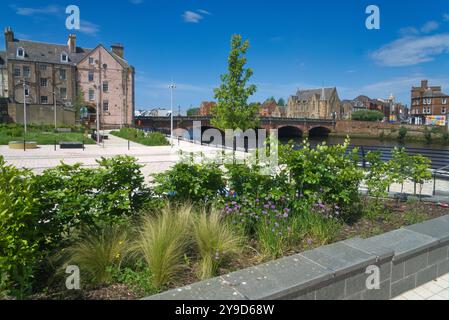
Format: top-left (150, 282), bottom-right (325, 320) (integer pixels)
top-left (145, 215), bottom-right (449, 300)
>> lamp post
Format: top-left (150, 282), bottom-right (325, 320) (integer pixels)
top-left (52, 91), bottom-right (58, 130)
top-left (22, 81), bottom-right (28, 135)
top-left (96, 84), bottom-right (100, 145)
top-left (169, 82), bottom-right (176, 147)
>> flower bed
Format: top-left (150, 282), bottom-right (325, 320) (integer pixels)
top-left (1, 139), bottom-right (447, 300)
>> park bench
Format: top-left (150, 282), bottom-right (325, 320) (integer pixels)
top-left (60, 142), bottom-right (84, 149)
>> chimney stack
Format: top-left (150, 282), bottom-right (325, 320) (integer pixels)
top-left (111, 44), bottom-right (124, 59)
top-left (4, 27), bottom-right (14, 50)
top-left (68, 34), bottom-right (76, 53)
top-left (421, 80), bottom-right (428, 89)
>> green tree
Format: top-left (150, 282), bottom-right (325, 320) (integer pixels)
top-left (74, 89), bottom-right (86, 120)
top-left (398, 126), bottom-right (408, 141)
top-left (187, 108), bottom-right (199, 116)
top-left (265, 96), bottom-right (276, 103)
top-left (351, 110), bottom-right (384, 122)
top-left (212, 35), bottom-right (258, 131)
top-left (409, 155), bottom-right (432, 200)
top-left (277, 98), bottom-right (286, 106)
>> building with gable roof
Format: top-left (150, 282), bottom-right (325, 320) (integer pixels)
top-left (1, 27), bottom-right (134, 127)
top-left (286, 87), bottom-right (341, 119)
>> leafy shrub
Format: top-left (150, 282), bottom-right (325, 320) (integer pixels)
top-left (280, 139), bottom-right (363, 216)
top-left (193, 210), bottom-right (242, 279)
top-left (225, 162), bottom-right (289, 200)
top-left (33, 156), bottom-right (149, 246)
top-left (66, 225), bottom-right (130, 285)
top-left (108, 260), bottom-right (157, 296)
top-left (424, 127), bottom-right (432, 144)
top-left (0, 157), bottom-right (39, 298)
top-left (351, 110), bottom-right (384, 122)
top-left (153, 162), bottom-right (225, 203)
top-left (398, 126), bottom-right (408, 141)
top-left (134, 204), bottom-right (193, 289)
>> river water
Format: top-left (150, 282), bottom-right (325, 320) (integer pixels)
top-left (281, 136), bottom-right (449, 170)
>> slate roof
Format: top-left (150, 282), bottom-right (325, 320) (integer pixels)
top-left (5, 38), bottom-right (132, 69)
top-left (294, 88), bottom-right (336, 101)
top-left (6, 39), bottom-right (91, 65)
top-left (422, 90), bottom-right (449, 98)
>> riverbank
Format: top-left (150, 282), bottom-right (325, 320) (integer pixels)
top-left (334, 120), bottom-right (449, 145)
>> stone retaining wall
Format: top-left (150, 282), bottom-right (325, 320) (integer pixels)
top-left (145, 215), bottom-right (449, 300)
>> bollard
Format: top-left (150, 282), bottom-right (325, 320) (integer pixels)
top-left (128, 139), bottom-right (130, 151)
top-left (23, 137), bottom-right (26, 152)
top-left (54, 140), bottom-right (57, 151)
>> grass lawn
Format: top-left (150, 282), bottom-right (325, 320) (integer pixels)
top-left (0, 124), bottom-right (95, 145)
top-left (110, 128), bottom-right (169, 146)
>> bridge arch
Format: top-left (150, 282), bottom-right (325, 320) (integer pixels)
top-left (308, 126), bottom-right (331, 137)
top-left (278, 126), bottom-right (303, 138)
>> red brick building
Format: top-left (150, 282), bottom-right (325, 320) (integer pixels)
top-left (411, 80), bottom-right (448, 125)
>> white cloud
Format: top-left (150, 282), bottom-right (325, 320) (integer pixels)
top-left (183, 11), bottom-right (203, 23)
top-left (79, 20), bottom-right (100, 36)
top-left (371, 34), bottom-right (449, 67)
top-left (197, 9), bottom-right (211, 15)
top-left (420, 21), bottom-right (439, 33)
top-left (13, 5), bottom-right (60, 16)
top-left (444, 13), bottom-right (449, 21)
top-left (182, 9), bottom-right (212, 23)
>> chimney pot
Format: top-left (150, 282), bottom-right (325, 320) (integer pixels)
top-left (68, 34), bottom-right (77, 53)
top-left (421, 80), bottom-right (428, 89)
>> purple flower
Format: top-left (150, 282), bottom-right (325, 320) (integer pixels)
top-left (283, 213), bottom-right (289, 218)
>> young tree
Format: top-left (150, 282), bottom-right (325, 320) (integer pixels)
top-left (73, 89), bottom-right (86, 120)
top-left (277, 98), bottom-right (286, 106)
top-left (187, 108), bottom-right (199, 116)
top-left (410, 155), bottom-right (432, 201)
top-left (212, 35), bottom-right (258, 131)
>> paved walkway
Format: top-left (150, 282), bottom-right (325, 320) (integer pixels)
top-left (392, 274), bottom-right (449, 300)
top-left (1, 134), bottom-right (448, 197)
top-left (0, 134), bottom-right (240, 182)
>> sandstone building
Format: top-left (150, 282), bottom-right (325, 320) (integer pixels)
top-left (1, 27), bottom-right (135, 127)
top-left (287, 87), bottom-right (341, 119)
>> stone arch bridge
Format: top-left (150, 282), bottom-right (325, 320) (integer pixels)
top-left (135, 116), bottom-right (336, 138)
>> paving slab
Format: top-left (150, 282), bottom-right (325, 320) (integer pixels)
top-left (220, 254), bottom-right (332, 300)
top-left (300, 242), bottom-right (377, 278)
top-left (368, 229), bottom-right (438, 261)
top-left (405, 216), bottom-right (449, 244)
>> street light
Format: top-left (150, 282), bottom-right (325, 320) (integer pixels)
top-left (51, 91), bottom-right (58, 130)
top-left (18, 80), bottom-right (29, 135)
top-left (169, 82), bottom-right (176, 147)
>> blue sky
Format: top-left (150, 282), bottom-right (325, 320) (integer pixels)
top-left (2, 1), bottom-right (449, 111)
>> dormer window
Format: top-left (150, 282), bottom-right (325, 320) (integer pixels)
top-left (61, 52), bottom-right (69, 63)
top-left (17, 47), bottom-right (25, 58)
